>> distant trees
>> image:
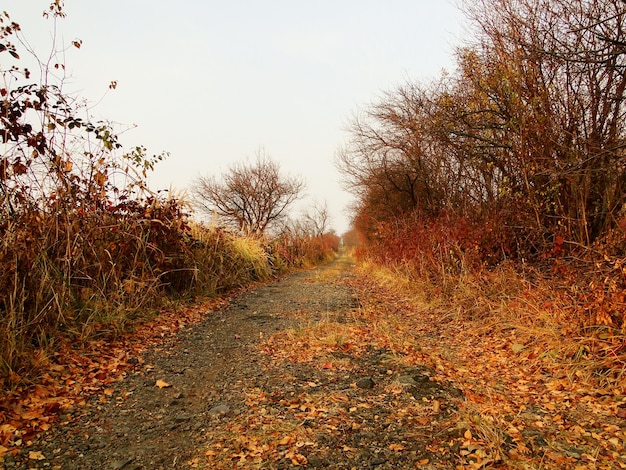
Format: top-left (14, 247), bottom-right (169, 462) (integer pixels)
top-left (339, 0), bottom-right (626, 261)
top-left (192, 150), bottom-right (305, 234)
top-left (336, 80), bottom-right (457, 237)
top-left (303, 200), bottom-right (331, 237)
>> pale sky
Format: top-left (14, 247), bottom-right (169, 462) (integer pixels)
top-left (7, 1), bottom-right (466, 234)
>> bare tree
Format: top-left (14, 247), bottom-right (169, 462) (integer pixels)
top-left (462, 0), bottom-right (626, 244)
top-left (303, 200), bottom-right (331, 237)
top-left (336, 80), bottom-right (461, 227)
top-left (192, 150), bottom-right (305, 234)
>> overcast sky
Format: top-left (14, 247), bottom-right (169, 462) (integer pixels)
top-left (8, 1), bottom-right (466, 234)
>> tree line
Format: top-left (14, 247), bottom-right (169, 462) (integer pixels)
top-left (338, 0), bottom-right (626, 263)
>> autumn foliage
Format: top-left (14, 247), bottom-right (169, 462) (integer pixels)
top-left (339, 0), bottom-right (626, 378)
top-left (0, 6), bottom-right (338, 388)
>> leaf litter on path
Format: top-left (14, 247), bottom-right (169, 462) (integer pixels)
top-left (3, 252), bottom-right (625, 469)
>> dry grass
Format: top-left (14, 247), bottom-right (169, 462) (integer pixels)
top-left (0, 209), bottom-right (337, 387)
top-left (352, 258), bottom-right (626, 468)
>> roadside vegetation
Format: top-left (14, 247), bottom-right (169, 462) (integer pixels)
top-left (0, 3), bottom-right (339, 390)
top-left (336, 3), bottom-right (626, 464)
top-left (338, 0), bottom-right (626, 386)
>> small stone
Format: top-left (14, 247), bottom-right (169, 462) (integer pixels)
top-left (397, 375), bottom-right (418, 386)
top-left (208, 404), bottom-right (230, 415)
top-left (356, 377), bottom-right (375, 389)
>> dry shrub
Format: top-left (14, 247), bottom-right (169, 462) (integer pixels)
top-left (0, 197), bottom-right (187, 378)
top-left (0, 209), bottom-right (318, 385)
top-left (360, 211), bottom-right (517, 282)
top-left (0, 7), bottom-right (334, 387)
top-left (270, 231), bottom-right (340, 271)
top-left (356, 210), bottom-right (626, 386)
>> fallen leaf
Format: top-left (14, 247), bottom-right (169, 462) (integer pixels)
top-left (155, 379), bottom-right (171, 389)
top-left (29, 450), bottom-right (45, 460)
top-left (0, 424), bottom-right (17, 435)
top-left (389, 444), bottom-right (405, 451)
top-left (278, 435), bottom-right (295, 445)
top-left (291, 454), bottom-right (307, 466)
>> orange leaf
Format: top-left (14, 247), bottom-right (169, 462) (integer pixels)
top-left (0, 424), bottom-right (16, 435)
top-left (93, 171), bottom-right (107, 187)
top-left (389, 444), bottom-right (405, 451)
top-left (278, 435), bottom-right (295, 446)
top-left (29, 451), bottom-right (45, 460)
top-left (291, 454), bottom-right (307, 466)
top-left (155, 379), bottom-right (171, 389)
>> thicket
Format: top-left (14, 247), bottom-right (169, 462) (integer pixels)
top-left (338, 0), bottom-right (626, 374)
top-left (0, 5), bottom-right (338, 386)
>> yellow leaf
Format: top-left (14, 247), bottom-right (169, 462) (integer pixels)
top-left (29, 451), bottom-right (46, 460)
top-left (389, 444), bottom-right (405, 451)
top-left (278, 436), bottom-right (295, 445)
top-left (104, 388), bottom-right (114, 396)
top-left (0, 424), bottom-right (17, 435)
top-left (464, 430), bottom-right (473, 440)
top-left (155, 379), bottom-right (171, 389)
top-left (0, 445), bottom-right (8, 457)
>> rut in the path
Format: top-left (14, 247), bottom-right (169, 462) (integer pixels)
top-left (11, 255), bottom-right (358, 470)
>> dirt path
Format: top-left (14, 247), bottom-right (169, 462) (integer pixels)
top-left (8, 251), bottom-right (626, 469)
top-left (7, 252), bottom-right (464, 469)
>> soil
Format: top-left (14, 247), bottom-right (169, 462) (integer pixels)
top-left (5, 252), bottom-right (464, 469)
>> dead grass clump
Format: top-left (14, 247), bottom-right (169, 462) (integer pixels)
top-left (0, 210), bottom-right (338, 387)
